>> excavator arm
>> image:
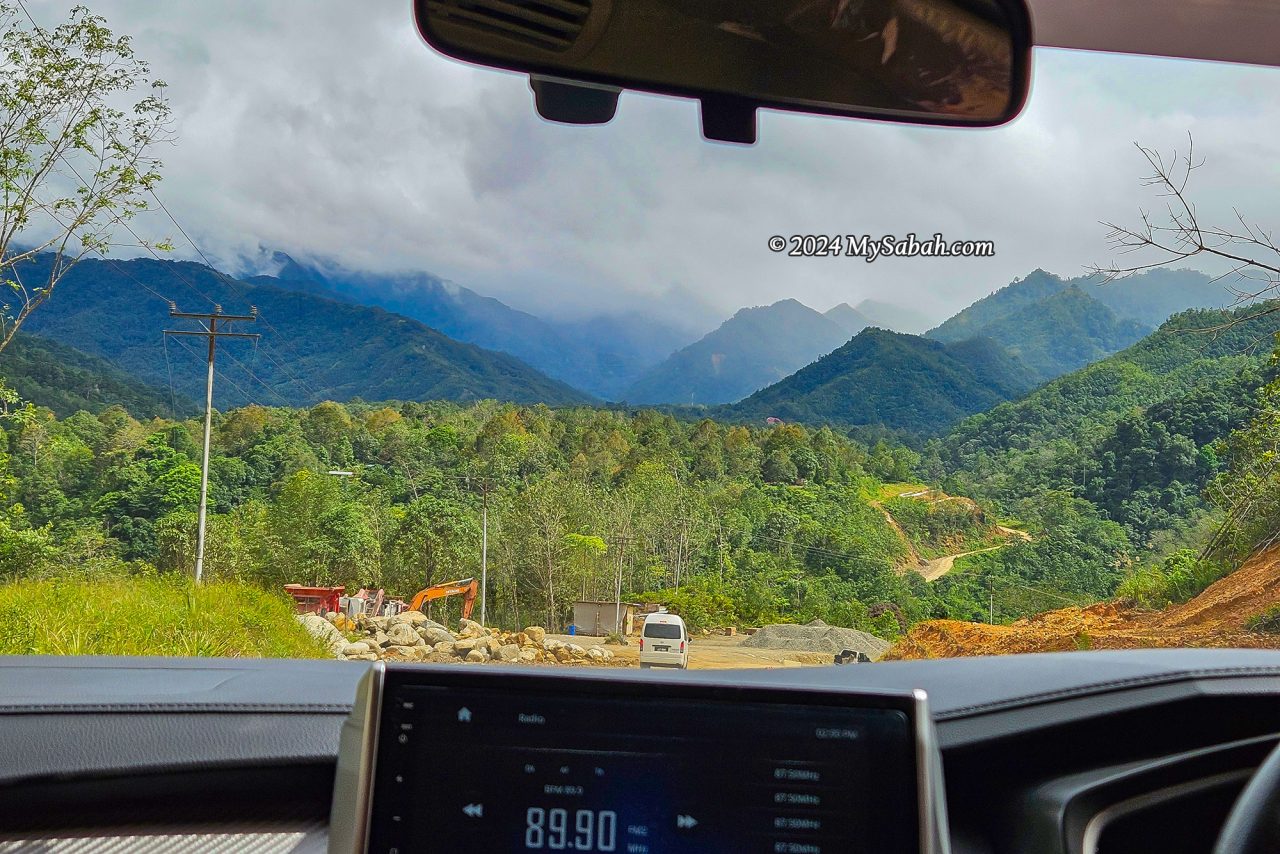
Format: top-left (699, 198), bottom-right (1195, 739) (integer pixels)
top-left (407, 577), bottom-right (479, 621)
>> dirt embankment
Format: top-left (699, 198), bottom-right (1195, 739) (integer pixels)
top-left (872, 501), bottom-right (921, 566)
top-left (887, 544), bottom-right (1280, 660)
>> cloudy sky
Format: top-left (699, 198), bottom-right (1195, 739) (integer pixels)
top-left (26, 0), bottom-right (1280, 327)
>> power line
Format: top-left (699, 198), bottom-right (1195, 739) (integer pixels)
top-left (10, 2), bottom-right (219, 310)
top-left (143, 191), bottom-right (321, 400)
top-left (214, 342), bottom-right (295, 407)
top-left (22, 185), bottom-right (302, 406)
top-left (18, 0), bottom-right (323, 404)
top-left (162, 332), bottom-right (180, 419)
top-left (165, 305), bottom-right (259, 584)
top-left (168, 334), bottom-right (260, 409)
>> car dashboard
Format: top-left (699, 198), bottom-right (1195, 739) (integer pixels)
top-left (3, 649), bottom-right (1280, 853)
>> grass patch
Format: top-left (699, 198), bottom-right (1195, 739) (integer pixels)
top-left (0, 575), bottom-right (330, 657)
top-left (883, 495), bottom-right (989, 560)
top-left (949, 553), bottom-right (987, 574)
top-left (1247, 607), bottom-right (1280, 635)
top-left (1116, 550), bottom-right (1232, 610)
top-left (877, 483), bottom-right (930, 500)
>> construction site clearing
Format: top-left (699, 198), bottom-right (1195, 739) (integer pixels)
top-left (887, 543), bottom-right (1280, 659)
top-left (287, 574), bottom-right (886, 668)
top-left (294, 609), bottom-right (883, 670)
top-left (292, 542), bottom-right (1280, 667)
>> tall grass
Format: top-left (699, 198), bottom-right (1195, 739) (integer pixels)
top-left (0, 576), bottom-right (330, 658)
top-left (1116, 549), bottom-right (1232, 610)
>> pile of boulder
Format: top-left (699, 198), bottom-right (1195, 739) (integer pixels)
top-left (298, 610), bottom-right (617, 665)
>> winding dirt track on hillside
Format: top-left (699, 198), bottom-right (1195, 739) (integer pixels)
top-left (886, 544), bottom-right (1280, 659)
top-left (878, 495), bottom-right (1029, 582)
top-left (917, 546), bottom-right (1005, 582)
top-left (915, 526), bottom-right (1032, 582)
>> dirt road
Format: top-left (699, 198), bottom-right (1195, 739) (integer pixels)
top-left (546, 633), bottom-right (833, 669)
top-left (916, 545), bottom-right (1004, 582)
top-left (912, 526), bottom-right (1031, 582)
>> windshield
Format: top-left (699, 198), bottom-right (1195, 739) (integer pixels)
top-left (2, 2), bottom-right (1279, 669)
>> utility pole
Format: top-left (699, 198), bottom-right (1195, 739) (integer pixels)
top-left (464, 473), bottom-right (491, 627)
top-left (607, 534), bottom-right (635, 636)
top-left (165, 304), bottom-right (259, 584)
top-left (480, 481), bottom-right (488, 627)
top-left (988, 577), bottom-right (994, 625)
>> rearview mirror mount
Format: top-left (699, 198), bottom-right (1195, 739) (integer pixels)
top-left (415, 0), bottom-right (1033, 143)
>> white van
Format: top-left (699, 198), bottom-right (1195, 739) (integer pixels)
top-left (638, 613), bottom-right (689, 670)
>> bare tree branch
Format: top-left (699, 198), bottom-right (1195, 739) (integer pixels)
top-left (1087, 134), bottom-right (1280, 328)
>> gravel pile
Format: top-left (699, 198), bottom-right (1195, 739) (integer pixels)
top-left (742, 620), bottom-right (890, 660)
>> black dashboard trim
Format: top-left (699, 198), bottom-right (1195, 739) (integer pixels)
top-left (1080, 770), bottom-right (1252, 854)
top-left (936, 666), bottom-right (1280, 720)
top-left (937, 676), bottom-right (1280, 750)
top-left (0, 703), bottom-right (353, 714)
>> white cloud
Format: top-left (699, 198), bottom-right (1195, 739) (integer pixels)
top-left (28, 0), bottom-right (1280, 326)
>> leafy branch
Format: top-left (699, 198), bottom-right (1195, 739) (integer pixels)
top-left (0, 2), bottom-right (172, 355)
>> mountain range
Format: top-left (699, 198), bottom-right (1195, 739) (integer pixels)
top-left (622, 299), bottom-right (862, 405)
top-left (257, 253), bottom-right (709, 399)
top-left (926, 268), bottom-right (1228, 382)
top-left (621, 268), bottom-right (1229, 411)
top-left (18, 255), bottom-right (593, 410)
top-left (4, 247), bottom-right (1249, 439)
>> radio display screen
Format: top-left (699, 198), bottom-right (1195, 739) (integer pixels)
top-left (363, 670), bottom-right (924, 854)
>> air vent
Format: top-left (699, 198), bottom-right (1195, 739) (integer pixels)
top-left (426, 0), bottom-right (592, 52)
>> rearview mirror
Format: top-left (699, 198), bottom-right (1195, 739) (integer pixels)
top-left (414, 0), bottom-right (1032, 143)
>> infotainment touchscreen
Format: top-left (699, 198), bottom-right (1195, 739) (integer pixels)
top-left (330, 666), bottom-right (938, 854)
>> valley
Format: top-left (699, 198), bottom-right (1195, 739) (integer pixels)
top-left (1, 248), bottom-right (1276, 662)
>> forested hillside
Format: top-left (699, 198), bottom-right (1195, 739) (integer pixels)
top-left (263, 253), bottom-right (703, 399)
top-left (0, 395), bottom-right (1138, 636)
top-left (729, 328), bottom-right (1038, 433)
top-left (0, 401), bottom-right (913, 636)
top-left (933, 304), bottom-right (1280, 550)
top-left (0, 334), bottom-right (188, 418)
top-left (928, 268), bottom-right (1229, 382)
top-left (960, 287), bottom-right (1150, 381)
top-left (6, 254), bottom-right (1268, 639)
top-left (928, 269), bottom-right (1066, 342)
top-left (930, 267), bottom-right (1224, 342)
top-left (10, 300), bottom-right (1255, 635)
top-left (19, 255), bottom-right (593, 409)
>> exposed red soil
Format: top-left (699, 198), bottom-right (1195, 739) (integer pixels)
top-left (886, 545), bottom-right (1280, 659)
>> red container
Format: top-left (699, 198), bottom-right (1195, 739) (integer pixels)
top-left (283, 584), bottom-right (346, 616)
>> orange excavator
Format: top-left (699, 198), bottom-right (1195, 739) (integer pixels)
top-left (407, 577), bottom-right (479, 621)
